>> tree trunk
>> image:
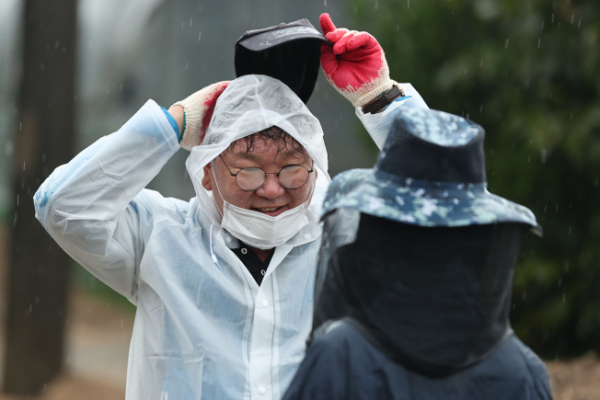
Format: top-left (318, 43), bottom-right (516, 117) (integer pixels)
top-left (2, 0), bottom-right (77, 395)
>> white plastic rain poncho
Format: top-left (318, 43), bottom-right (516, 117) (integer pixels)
top-left (34, 74), bottom-right (428, 400)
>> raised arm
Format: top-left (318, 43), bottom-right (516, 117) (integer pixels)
top-left (34, 82), bottom-right (229, 303)
top-left (34, 100), bottom-right (180, 302)
top-left (318, 13), bottom-right (429, 149)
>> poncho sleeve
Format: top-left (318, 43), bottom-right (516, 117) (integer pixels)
top-left (34, 100), bottom-right (180, 303)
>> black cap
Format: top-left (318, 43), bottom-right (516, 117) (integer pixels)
top-left (235, 19), bottom-right (331, 103)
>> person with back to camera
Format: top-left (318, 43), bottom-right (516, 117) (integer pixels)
top-left (282, 107), bottom-right (553, 400)
top-left (33, 13), bottom-right (429, 400)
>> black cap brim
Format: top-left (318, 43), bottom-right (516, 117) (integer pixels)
top-left (238, 25), bottom-right (331, 51)
top-left (237, 18), bottom-right (331, 50)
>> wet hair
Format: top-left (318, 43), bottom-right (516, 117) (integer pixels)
top-left (227, 126), bottom-right (308, 160)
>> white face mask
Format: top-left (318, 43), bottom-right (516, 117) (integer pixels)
top-left (212, 167), bottom-right (311, 250)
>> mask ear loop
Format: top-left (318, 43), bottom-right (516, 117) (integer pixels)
top-left (211, 160), bottom-right (225, 218)
top-left (210, 160), bottom-right (224, 269)
top-left (308, 171), bottom-right (317, 205)
top-left (300, 165), bottom-right (318, 211)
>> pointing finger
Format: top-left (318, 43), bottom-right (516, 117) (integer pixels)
top-left (319, 13), bottom-right (337, 36)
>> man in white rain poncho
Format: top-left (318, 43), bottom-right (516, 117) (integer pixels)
top-left (34, 14), bottom-right (427, 400)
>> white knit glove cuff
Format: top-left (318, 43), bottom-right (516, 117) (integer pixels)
top-left (351, 79), bottom-right (395, 108)
top-left (170, 81), bottom-right (230, 151)
top-left (171, 97), bottom-right (206, 151)
top-left (326, 55), bottom-right (394, 108)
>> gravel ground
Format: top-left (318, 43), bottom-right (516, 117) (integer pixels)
top-left (546, 353), bottom-right (600, 400)
top-left (0, 287), bottom-right (130, 400)
top-left (0, 374), bottom-right (125, 400)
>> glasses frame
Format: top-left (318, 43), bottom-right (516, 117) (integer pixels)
top-left (218, 155), bottom-right (314, 191)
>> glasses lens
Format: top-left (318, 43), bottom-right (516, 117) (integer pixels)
top-left (236, 167), bottom-right (266, 191)
top-left (279, 165), bottom-right (309, 189)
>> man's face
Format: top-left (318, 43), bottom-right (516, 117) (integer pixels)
top-left (201, 134), bottom-right (316, 217)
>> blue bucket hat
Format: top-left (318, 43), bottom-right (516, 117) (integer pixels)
top-left (321, 108), bottom-right (542, 235)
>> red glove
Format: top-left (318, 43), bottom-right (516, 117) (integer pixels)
top-left (171, 81), bottom-right (230, 150)
top-left (319, 13), bottom-right (394, 108)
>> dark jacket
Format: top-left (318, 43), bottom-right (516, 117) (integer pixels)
top-left (283, 321), bottom-right (552, 400)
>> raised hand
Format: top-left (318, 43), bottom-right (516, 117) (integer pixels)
top-left (171, 81), bottom-right (230, 150)
top-left (319, 13), bottom-right (393, 108)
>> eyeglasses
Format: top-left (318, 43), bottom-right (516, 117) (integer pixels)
top-left (218, 155), bottom-right (314, 191)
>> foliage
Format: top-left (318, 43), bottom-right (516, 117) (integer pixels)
top-left (351, 0), bottom-right (600, 357)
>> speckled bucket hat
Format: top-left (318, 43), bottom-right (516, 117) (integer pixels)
top-left (321, 108), bottom-right (542, 235)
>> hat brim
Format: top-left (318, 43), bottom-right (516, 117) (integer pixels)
top-left (238, 26), bottom-right (331, 51)
top-left (322, 169), bottom-right (543, 236)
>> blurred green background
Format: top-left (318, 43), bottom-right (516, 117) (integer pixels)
top-left (351, 0), bottom-right (600, 358)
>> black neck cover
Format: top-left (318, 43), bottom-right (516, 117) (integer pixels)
top-left (312, 212), bottom-right (529, 377)
top-left (377, 117), bottom-right (487, 183)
